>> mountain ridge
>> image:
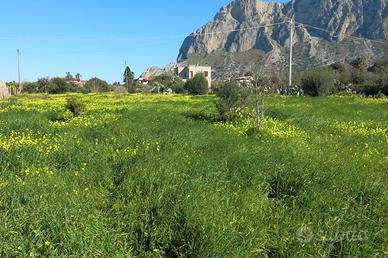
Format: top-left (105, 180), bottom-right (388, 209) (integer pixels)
top-left (174, 0), bottom-right (388, 78)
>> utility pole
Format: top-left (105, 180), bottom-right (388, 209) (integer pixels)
top-left (17, 49), bottom-right (21, 94)
top-left (289, 19), bottom-right (293, 87)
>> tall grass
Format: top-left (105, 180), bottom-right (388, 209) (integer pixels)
top-left (0, 93), bottom-right (386, 257)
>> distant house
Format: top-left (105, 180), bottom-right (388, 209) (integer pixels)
top-left (135, 77), bottom-right (151, 85)
top-left (176, 65), bottom-right (212, 88)
top-left (236, 76), bottom-right (254, 83)
top-left (0, 81), bottom-right (11, 99)
top-left (62, 78), bottom-right (87, 86)
top-left (73, 80), bottom-right (88, 86)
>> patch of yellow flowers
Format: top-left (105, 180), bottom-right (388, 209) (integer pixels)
top-left (49, 112), bottom-right (121, 128)
top-left (217, 108), bottom-right (305, 138)
top-left (24, 166), bottom-right (54, 177)
top-left (0, 129), bottom-right (61, 154)
top-left (334, 121), bottom-right (387, 138)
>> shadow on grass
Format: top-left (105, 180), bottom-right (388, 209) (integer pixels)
top-left (267, 175), bottom-right (303, 200)
top-left (45, 111), bottom-right (67, 122)
top-left (184, 111), bottom-right (220, 123)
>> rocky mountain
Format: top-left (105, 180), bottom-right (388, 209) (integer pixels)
top-left (177, 0), bottom-right (388, 79)
top-left (140, 63), bottom-right (179, 79)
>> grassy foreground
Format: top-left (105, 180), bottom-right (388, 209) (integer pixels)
top-left (0, 93), bottom-right (387, 257)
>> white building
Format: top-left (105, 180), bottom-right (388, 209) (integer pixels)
top-left (176, 65), bottom-right (212, 88)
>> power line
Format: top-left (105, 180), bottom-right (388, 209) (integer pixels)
top-left (295, 21), bottom-right (388, 45)
top-left (0, 22), bottom-right (287, 42)
top-left (17, 49), bottom-right (21, 91)
top-left (19, 41), bottom-right (182, 55)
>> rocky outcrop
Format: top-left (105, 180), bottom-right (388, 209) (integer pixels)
top-left (140, 66), bottom-right (164, 79)
top-left (177, 0), bottom-right (388, 74)
top-left (140, 62), bottom-right (180, 79)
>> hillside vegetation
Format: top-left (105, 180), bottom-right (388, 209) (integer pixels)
top-left (0, 93), bottom-right (387, 257)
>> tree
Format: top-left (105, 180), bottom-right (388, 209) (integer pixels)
top-left (184, 73), bottom-right (209, 95)
top-left (49, 78), bottom-right (71, 94)
top-left (21, 82), bottom-right (39, 93)
top-left (37, 77), bottom-right (51, 93)
top-left (216, 80), bottom-right (249, 121)
top-left (368, 59), bottom-right (388, 73)
top-left (301, 68), bottom-right (335, 96)
top-left (123, 66), bottom-right (135, 91)
top-left (75, 73), bottom-right (82, 82)
top-left (251, 73), bottom-right (271, 129)
top-left (368, 59), bottom-right (388, 90)
top-left (6, 81), bottom-right (18, 95)
top-left (350, 57), bottom-right (368, 71)
top-left (330, 61), bottom-right (346, 73)
top-left (65, 72), bottom-right (74, 81)
top-left (85, 77), bottom-right (110, 93)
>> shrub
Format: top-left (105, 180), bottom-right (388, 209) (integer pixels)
top-left (149, 82), bottom-right (165, 94)
top-left (374, 91), bottom-right (387, 99)
top-left (276, 84), bottom-right (303, 95)
top-left (127, 83), bottom-right (140, 93)
top-left (21, 82), bottom-right (39, 93)
top-left (65, 97), bottom-right (85, 117)
top-left (184, 73), bottom-right (209, 95)
top-left (49, 78), bottom-right (72, 94)
top-left (350, 57), bottom-right (368, 71)
top-left (37, 78), bottom-right (52, 93)
top-left (351, 70), bottom-right (369, 85)
top-left (149, 75), bottom-right (187, 93)
top-left (170, 81), bottom-right (186, 94)
top-left (216, 81), bottom-right (249, 121)
top-left (352, 85), bottom-right (386, 96)
top-left (330, 61), bottom-right (346, 72)
top-left (368, 59), bottom-right (388, 73)
top-left (337, 69), bottom-right (352, 86)
top-left (84, 77), bottom-right (110, 93)
top-left (301, 68), bottom-right (335, 96)
top-left (152, 75), bottom-right (185, 93)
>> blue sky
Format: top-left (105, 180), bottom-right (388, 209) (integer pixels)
top-left (0, 0), bottom-right (288, 83)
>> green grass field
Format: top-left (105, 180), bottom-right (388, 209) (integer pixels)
top-left (0, 93), bottom-right (387, 257)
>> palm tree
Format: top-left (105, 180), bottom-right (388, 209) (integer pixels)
top-left (75, 73), bottom-right (82, 82)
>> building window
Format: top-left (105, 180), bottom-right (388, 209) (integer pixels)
top-left (204, 71), bottom-right (209, 77)
top-left (190, 71), bottom-right (194, 79)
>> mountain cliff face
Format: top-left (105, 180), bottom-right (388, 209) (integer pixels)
top-left (177, 0), bottom-right (388, 78)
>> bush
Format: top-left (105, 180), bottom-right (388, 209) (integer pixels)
top-left (216, 81), bottom-right (250, 121)
top-left (170, 81), bottom-right (186, 94)
top-left (127, 83), bottom-right (141, 93)
top-left (368, 59), bottom-right (388, 73)
top-left (184, 74), bottom-right (209, 95)
top-left (65, 97), bottom-right (85, 117)
top-left (301, 68), bottom-right (335, 96)
top-left (85, 78), bottom-right (110, 93)
top-left (145, 76), bottom-right (186, 94)
top-left (22, 77), bottom-right (81, 94)
top-left (352, 85), bottom-right (387, 96)
top-left (330, 61), bottom-right (346, 72)
top-left (21, 82), bottom-right (39, 93)
top-left (350, 57), bottom-right (368, 71)
top-left (49, 78), bottom-right (73, 94)
top-left (276, 84), bottom-right (303, 95)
